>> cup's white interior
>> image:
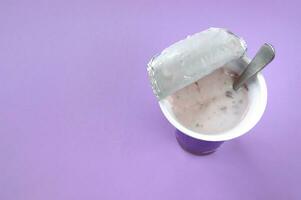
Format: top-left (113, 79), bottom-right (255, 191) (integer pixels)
top-left (159, 56), bottom-right (267, 141)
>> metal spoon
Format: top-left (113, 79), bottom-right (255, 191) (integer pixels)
top-left (233, 43), bottom-right (275, 90)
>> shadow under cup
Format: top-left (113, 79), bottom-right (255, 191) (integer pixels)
top-left (159, 57), bottom-right (267, 155)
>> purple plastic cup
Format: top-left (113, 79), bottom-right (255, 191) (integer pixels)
top-left (175, 130), bottom-right (224, 155)
top-left (158, 57), bottom-right (268, 155)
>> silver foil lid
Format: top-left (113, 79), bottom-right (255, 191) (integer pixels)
top-left (147, 27), bottom-right (247, 100)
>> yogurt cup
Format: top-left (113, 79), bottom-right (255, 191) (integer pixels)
top-left (158, 56), bottom-right (267, 155)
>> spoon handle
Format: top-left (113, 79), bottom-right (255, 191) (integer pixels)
top-left (233, 43), bottom-right (275, 90)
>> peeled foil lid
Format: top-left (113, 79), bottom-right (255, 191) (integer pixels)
top-left (147, 27), bottom-right (247, 100)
